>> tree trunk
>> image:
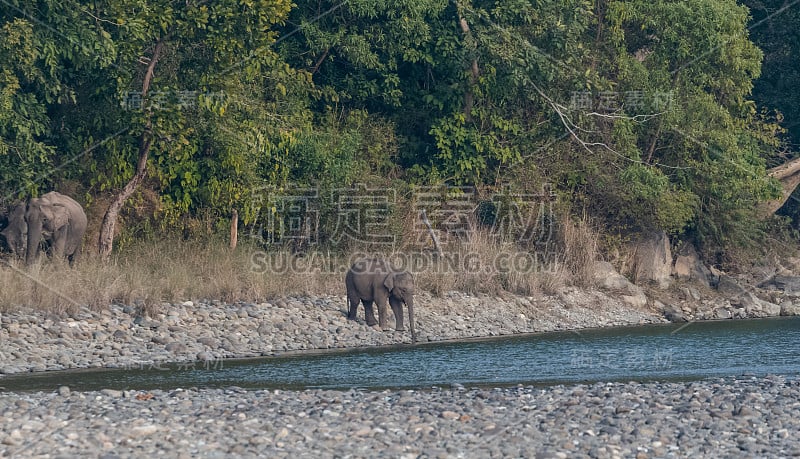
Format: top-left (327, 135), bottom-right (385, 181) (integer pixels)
top-left (98, 40), bottom-right (164, 260)
top-left (230, 209), bottom-right (238, 250)
top-left (456, 3), bottom-right (479, 122)
top-left (758, 156), bottom-right (800, 217)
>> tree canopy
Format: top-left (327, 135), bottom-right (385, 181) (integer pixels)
top-left (1, 0), bottom-right (796, 254)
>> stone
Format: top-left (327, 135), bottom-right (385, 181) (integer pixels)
top-left (760, 300), bottom-right (781, 317)
top-left (622, 291), bottom-right (648, 308)
top-left (714, 308), bottom-right (732, 320)
top-left (165, 342), bottom-right (188, 354)
top-left (274, 427), bottom-right (289, 440)
top-left (758, 276), bottom-right (800, 294)
top-left (2, 429), bottom-right (22, 446)
top-left (631, 231), bottom-right (672, 289)
top-left (101, 389), bottom-right (123, 398)
top-left (128, 424), bottom-right (159, 438)
top-left (58, 386), bottom-right (71, 396)
top-left (680, 287), bottom-right (701, 301)
top-left (717, 275), bottom-right (747, 297)
top-left (732, 292), bottom-right (781, 317)
top-left (594, 261), bottom-right (645, 299)
top-left (198, 337), bottom-right (217, 347)
top-left (781, 300), bottom-right (800, 316)
top-left (672, 243), bottom-right (712, 287)
top-left (663, 304), bottom-right (687, 323)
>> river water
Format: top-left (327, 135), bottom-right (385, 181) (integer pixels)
top-left (2, 317), bottom-right (798, 392)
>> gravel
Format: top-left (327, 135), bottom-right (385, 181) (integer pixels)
top-left (0, 289), bottom-right (664, 375)
top-left (2, 376), bottom-right (799, 457)
top-left (2, 290), bottom-right (797, 457)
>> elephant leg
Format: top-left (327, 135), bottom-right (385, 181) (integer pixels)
top-left (347, 294), bottom-right (361, 321)
top-left (363, 300), bottom-right (379, 327)
top-left (51, 228), bottom-right (67, 260)
top-left (375, 299), bottom-right (392, 331)
top-left (389, 296), bottom-right (405, 331)
top-left (68, 241), bottom-right (82, 267)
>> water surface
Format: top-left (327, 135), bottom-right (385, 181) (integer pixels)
top-left (2, 317), bottom-right (798, 392)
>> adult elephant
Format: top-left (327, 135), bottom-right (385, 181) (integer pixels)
top-left (345, 258), bottom-right (417, 342)
top-left (24, 192), bottom-right (88, 266)
top-left (0, 202), bottom-right (27, 258)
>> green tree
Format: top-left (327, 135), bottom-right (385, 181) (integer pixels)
top-left (0, 1), bottom-right (113, 199)
top-left (54, 0), bottom-right (296, 256)
top-left (598, 0), bottom-right (781, 242)
top-left (741, 0), bottom-right (800, 148)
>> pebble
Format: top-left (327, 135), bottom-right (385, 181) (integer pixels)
top-left (0, 292), bottom-right (795, 457)
top-left (0, 292), bottom-right (665, 376)
top-left (100, 389), bottom-right (123, 398)
top-left (1, 378), bottom-right (795, 457)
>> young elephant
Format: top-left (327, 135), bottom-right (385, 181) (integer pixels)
top-left (345, 258), bottom-right (417, 342)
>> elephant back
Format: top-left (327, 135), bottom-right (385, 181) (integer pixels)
top-left (42, 192), bottom-right (88, 226)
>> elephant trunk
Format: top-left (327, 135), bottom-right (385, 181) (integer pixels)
top-left (407, 297), bottom-right (417, 343)
top-left (25, 210), bottom-right (42, 265)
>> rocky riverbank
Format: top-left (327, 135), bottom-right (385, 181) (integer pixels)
top-left (2, 282), bottom-right (799, 458)
top-left (1, 289), bottom-right (664, 376)
top-left (3, 276), bottom-right (800, 377)
top-left (2, 375), bottom-right (799, 457)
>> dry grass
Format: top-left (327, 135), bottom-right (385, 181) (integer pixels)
top-left (0, 218), bottom-right (603, 314)
top-left (557, 216), bottom-right (599, 288)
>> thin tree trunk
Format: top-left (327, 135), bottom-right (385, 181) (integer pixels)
top-left (230, 209), bottom-right (238, 250)
top-left (645, 122), bottom-right (662, 164)
top-left (456, 3), bottom-right (479, 122)
top-left (310, 48), bottom-right (330, 74)
top-left (98, 40), bottom-right (164, 260)
top-left (590, 0), bottom-right (606, 71)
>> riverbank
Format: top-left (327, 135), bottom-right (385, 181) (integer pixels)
top-left (0, 289), bottom-right (664, 376)
top-left (2, 376), bottom-right (798, 457)
top-left (2, 288), bottom-right (799, 457)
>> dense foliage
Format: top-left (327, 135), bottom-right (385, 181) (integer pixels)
top-left (1, 0), bottom-right (796, 253)
top-left (741, 0), bottom-right (800, 225)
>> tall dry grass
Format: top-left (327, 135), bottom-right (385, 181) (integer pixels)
top-left (0, 217), bottom-right (601, 314)
top-left (557, 215), bottom-right (599, 287)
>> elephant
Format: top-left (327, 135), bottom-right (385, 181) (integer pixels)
top-left (1, 192), bottom-right (88, 266)
top-left (0, 202), bottom-right (27, 258)
top-left (346, 258), bottom-right (417, 342)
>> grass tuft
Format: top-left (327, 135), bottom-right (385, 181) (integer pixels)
top-left (0, 218), bottom-right (603, 314)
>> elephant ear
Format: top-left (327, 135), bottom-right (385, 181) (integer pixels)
top-left (48, 204), bottom-right (70, 228)
top-left (383, 272), bottom-right (395, 291)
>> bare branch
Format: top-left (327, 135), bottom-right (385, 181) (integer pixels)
top-left (82, 9), bottom-right (122, 26)
top-left (529, 81), bottom-right (691, 170)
